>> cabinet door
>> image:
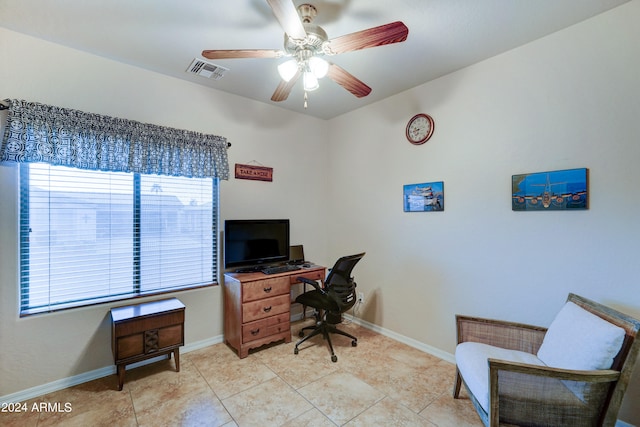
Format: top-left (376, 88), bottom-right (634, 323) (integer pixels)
top-left (117, 334), bottom-right (143, 360)
top-left (158, 324), bottom-right (183, 349)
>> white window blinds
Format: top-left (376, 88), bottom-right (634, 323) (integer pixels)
top-left (20, 163), bottom-right (218, 315)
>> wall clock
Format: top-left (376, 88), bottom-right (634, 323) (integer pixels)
top-left (406, 113), bottom-right (434, 145)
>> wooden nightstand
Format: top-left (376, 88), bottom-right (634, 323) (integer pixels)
top-left (110, 298), bottom-right (185, 390)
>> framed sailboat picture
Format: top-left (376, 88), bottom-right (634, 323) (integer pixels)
top-left (403, 181), bottom-right (444, 212)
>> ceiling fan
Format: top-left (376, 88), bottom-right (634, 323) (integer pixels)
top-left (201, 0), bottom-right (409, 107)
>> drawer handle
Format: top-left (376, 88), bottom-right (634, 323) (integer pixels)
top-left (263, 286), bottom-right (272, 293)
top-left (263, 306), bottom-right (272, 312)
top-left (250, 328), bottom-right (260, 335)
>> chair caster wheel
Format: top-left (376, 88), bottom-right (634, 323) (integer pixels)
top-left (298, 331), bottom-right (305, 337)
top-left (331, 355), bottom-right (337, 363)
top-left (294, 347), bottom-right (299, 355)
top-left (351, 340), bottom-right (357, 347)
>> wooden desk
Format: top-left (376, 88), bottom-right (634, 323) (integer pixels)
top-left (223, 265), bottom-right (325, 358)
top-left (110, 298), bottom-right (185, 390)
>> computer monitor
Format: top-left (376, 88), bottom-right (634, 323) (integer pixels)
top-left (224, 219), bottom-right (290, 269)
top-left (288, 244), bottom-right (305, 265)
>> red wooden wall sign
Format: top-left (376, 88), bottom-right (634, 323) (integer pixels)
top-left (234, 163), bottom-right (273, 182)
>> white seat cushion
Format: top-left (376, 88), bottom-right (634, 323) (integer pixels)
top-left (455, 341), bottom-right (545, 413)
top-left (537, 301), bottom-right (626, 370)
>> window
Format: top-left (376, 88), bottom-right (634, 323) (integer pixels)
top-left (19, 163), bottom-right (219, 315)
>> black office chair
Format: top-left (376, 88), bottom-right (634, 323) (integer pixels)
top-left (293, 252), bottom-right (365, 362)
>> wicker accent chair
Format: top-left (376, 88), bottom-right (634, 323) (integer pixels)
top-left (453, 293), bottom-right (640, 427)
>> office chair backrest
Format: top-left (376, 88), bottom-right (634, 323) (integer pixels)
top-left (325, 253), bottom-right (365, 313)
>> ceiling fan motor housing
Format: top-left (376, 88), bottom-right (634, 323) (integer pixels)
top-left (298, 4), bottom-right (317, 22)
top-left (284, 23), bottom-right (328, 55)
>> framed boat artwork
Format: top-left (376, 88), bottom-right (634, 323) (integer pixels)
top-left (403, 181), bottom-right (444, 212)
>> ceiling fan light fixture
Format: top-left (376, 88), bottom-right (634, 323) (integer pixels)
top-left (303, 71), bottom-right (319, 91)
top-left (277, 59), bottom-right (299, 82)
top-left (309, 56), bottom-right (328, 78)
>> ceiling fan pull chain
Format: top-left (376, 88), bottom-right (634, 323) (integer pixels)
top-left (304, 91), bottom-right (309, 109)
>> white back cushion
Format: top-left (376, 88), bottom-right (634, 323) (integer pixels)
top-left (537, 301), bottom-right (625, 370)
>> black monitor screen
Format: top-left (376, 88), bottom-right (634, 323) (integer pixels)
top-left (224, 219), bottom-right (290, 269)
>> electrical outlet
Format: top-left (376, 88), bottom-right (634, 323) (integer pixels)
top-left (358, 292), bottom-right (364, 303)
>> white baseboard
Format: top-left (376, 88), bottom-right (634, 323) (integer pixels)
top-left (343, 314), bottom-right (455, 364)
top-left (0, 335), bottom-right (223, 404)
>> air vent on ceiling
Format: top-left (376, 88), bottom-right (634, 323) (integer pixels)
top-left (186, 58), bottom-right (229, 80)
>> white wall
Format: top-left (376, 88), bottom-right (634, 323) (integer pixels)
top-left (2, 1), bottom-right (640, 423)
top-left (326, 1), bottom-right (640, 422)
top-left (0, 27), bottom-right (328, 396)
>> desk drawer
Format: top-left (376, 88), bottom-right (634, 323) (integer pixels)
top-left (242, 277), bottom-right (289, 302)
top-left (242, 294), bottom-right (289, 323)
top-left (242, 313), bottom-right (289, 343)
top-left (290, 269), bottom-right (324, 284)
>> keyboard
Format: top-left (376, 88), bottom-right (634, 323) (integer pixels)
top-left (261, 265), bottom-right (302, 275)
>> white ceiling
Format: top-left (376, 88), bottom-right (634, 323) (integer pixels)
top-left (0, 0), bottom-right (630, 119)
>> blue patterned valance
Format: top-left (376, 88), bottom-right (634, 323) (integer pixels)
top-left (0, 99), bottom-right (229, 179)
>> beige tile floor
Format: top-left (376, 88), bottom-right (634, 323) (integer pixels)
top-left (1, 319), bottom-right (483, 427)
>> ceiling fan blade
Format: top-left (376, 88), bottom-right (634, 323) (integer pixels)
top-left (327, 62), bottom-right (372, 98)
top-left (201, 49), bottom-right (282, 59)
top-left (324, 21), bottom-right (409, 55)
top-left (266, 0), bottom-right (307, 40)
top-left (271, 70), bottom-right (301, 102)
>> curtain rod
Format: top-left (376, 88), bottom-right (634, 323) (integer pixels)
top-left (0, 99), bottom-right (230, 147)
